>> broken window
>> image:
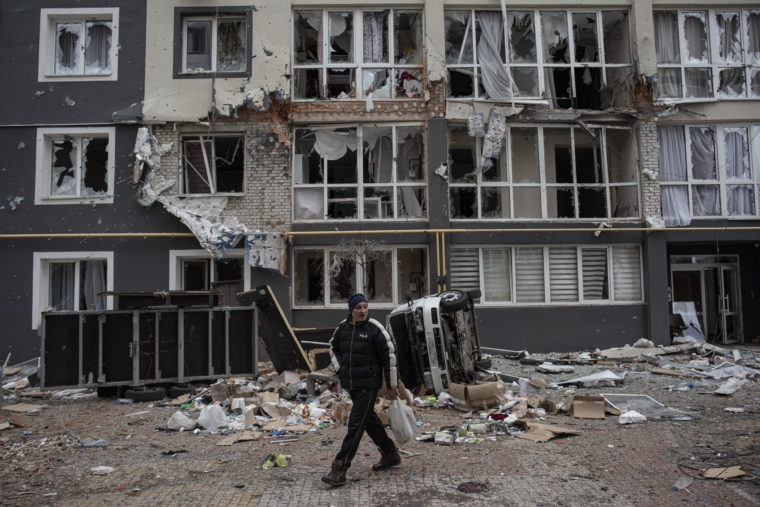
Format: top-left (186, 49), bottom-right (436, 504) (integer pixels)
top-left (179, 256), bottom-right (244, 291)
top-left (182, 16), bottom-right (246, 73)
top-left (182, 259), bottom-right (210, 290)
top-left (182, 135), bottom-right (244, 194)
top-left (293, 125), bottom-right (426, 220)
top-left (656, 9), bottom-right (760, 101)
top-left (49, 260), bottom-right (107, 312)
top-left (659, 124), bottom-right (760, 223)
top-left (293, 247), bottom-right (428, 307)
top-left (52, 18), bottom-right (113, 76)
top-left (449, 124), bottom-right (638, 220)
top-left (46, 134), bottom-right (110, 200)
top-left (445, 9), bottom-right (632, 107)
top-left (450, 244), bottom-right (641, 304)
top-left (292, 9), bottom-right (423, 100)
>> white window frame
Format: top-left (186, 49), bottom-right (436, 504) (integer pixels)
top-left (38, 8), bottom-right (119, 82)
top-left (292, 245), bottom-right (429, 309)
top-left (31, 251), bottom-right (114, 330)
top-left (655, 9), bottom-right (760, 102)
top-left (292, 8), bottom-right (425, 100)
top-left (169, 250), bottom-right (250, 291)
top-left (659, 124), bottom-right (760, 219)
top-left (179, 133), bottom-right (247, 196)
top-left (181, 15), bottom-right (247, 74)
top-left (451, 244), bottom-right (643, 306)
top-left (449, 123), bottom-right (640, 221)
top-left (292, 123), bottom-right (427, 222)
top-left (34, 127), bottom-right (116, 205)
top-left (444, 8), bottom-right (633, 102)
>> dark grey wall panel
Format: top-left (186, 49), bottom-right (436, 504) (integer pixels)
top-left (645, 233), bottom-right (670, 345)
top-left (0, 0), bottom-right (146, 125)
top-left (475, 305), bottom-right (648, 353)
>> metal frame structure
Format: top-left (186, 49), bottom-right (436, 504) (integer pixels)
top-left (40, 306), bottom-right (258, 390)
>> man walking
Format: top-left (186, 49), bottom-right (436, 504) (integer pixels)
top-left (322, 293), bottom-right (402, 486)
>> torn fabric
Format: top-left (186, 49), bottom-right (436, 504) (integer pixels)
top-left (162, 197), bottom-right (246, 258)
top-left (476, 12), bottom-right (520, 100)
top-left (313, 130), bottom-right (358, 160)
top-left (246, 232), bottom-right (289, 275)
top-left (472, 109), bottom-right (506, 175)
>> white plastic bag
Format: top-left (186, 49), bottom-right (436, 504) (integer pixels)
top-left (167, 411), bottom-right (198, 431)
top-left (388, 399), bottom-right (416, 444)
top-left (198, 404), bottom-right (228, 430)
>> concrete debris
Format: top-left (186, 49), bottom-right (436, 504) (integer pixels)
top-left (557, 371), bottom-right (623, 386)
top-left (633, 338), bottom-right (655, 348)
top-left (646, 216), bottom-right (666, 228)
top-left (246, 232), bottom-right (288, 275)
top-left (434, 162), bottom-right (448, 181)
top-left (724, 407), bottom-right (744, 413)
top-left (467, 113), bottom-right (485, 137)
top-left (714, 377), bottom-right (747, 395)
top-left (618, 410), bottom-right (647, 424)
top-left (536, 363), bottom-right (575, 374)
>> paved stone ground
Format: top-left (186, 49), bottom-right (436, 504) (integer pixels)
top-left (2, 352), bottom-right (759, 507)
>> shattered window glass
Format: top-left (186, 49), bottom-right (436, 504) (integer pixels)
top-left (541, 12), bottom-right (570, 64)
top-left (182, 259), bottom-right (210, 290)
top-left (329, 252), bottom-right (356, 303)
top-left (398, 187), bottom-right (426, 218)
top-left (362, 127), bottom-right (393, 184)
top-left (508, 12), bottom-right (536, 63)
top-left (445, 11), bottom-right (474, 64)
top-left (395, 11), bottom-right (422, 65)
top-left (362, 68), bottom-right (391, 98)
top-left (481, 187), bottom-right (510, 218)
top-left (363, 187), bottom-right (393, 218)
top-left (327, 188), bottom-right (357, 219)
top-left (396, 127), bottom-right (424, 182)
top-left (717, 68), bottom-right (746, 98)
top-left (217, 19), bottom-right (246, 72)
top-left (294, 188), bottom-right (325, 220)
top-left (294, 250), bottom-right (324, 306)
top-left (572, 13), bottom-right (599, 63)
top-left (602, 11), bottom-right (630, 64)
top-left (55, 23), bottom-right (81, 75)
top-left (49, 136), bottom-right (109, 199)
top-left (683, 12), bottom-right (709, 63)
top-left (51, 139), bottom-right (77, 196)
top-left (183, 136), bottom-right (244, 194)
top-left (294, 11), bottom-right (322, 64)
top-left (329, 12), bottom-right (354, 64)
top-left (450, 187), bottom-right (477, 219)
top-left (748, 11), bottom-right (760, 65)
top-left (396, 248), bottom-right (427, 302)
top-left (449, 127), bottom-right (477, 183)
top-left (84, 22), bottom-right (112, 75)
top-left (395, 69), bottom-right (423, 98)
top-left (365, 250), bottom-right (393, 303)
top-left (547, 187), bottom-right (575, 218)
top-left (716, 12), bottom-right (742, 63)
top-left (511, 128), bottom-right (540, 183)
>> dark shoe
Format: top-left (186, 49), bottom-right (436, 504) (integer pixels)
top-left (371, 448), bottom-right (401, 471)
top-left (321, 460), bottom-right (347, 486)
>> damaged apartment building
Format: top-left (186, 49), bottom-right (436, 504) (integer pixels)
top-left (2, 0), bottom-right (760, 365)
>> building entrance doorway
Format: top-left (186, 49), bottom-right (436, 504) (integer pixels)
top-left (670, 255), bottom-right (742, 344)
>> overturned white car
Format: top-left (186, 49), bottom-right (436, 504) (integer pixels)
top-left (386, 289), bottom-right (491, 395)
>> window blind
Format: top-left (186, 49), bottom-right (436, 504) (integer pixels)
top-left (450, 248), bottom-right (480, 291)
top-left (483, 248), bottom-right (511, 302)
top-left (549, 247), bottom-right (579, 302)
top-left (582, 248), bottom-right (609, 300)
top-left (515, 247), bottom-right (545, 303)
top-left (612, 246), bottom-right (643, 301)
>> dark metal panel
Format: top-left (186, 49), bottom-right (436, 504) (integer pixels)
top-left (183, 310), bottom-right (209, 378)
top-left (102, 313), bottom-right (134, 383)
top-left (82, 314), bottom-right (100, 384)
top-left (158, 312), bottom-right (179, 379)
top-left (228, 309), bottom-right (253, 375)
top-left (211, 311), bottom-right (226, 376)
top-left (138, 312), bottom-right (159, 381)
top-left (43, 314), bottom-right (80, 388)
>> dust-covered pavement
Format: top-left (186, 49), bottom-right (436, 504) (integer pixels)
top-left (1, 347), bottom-right (759, 507)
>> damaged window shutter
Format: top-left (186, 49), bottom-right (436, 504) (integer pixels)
top-left (582, 249), bottom-right (609, 300)
top-left (548, 247), bottom-right (579, 302)
top-left (612, 246), bottom-right (642, 302)
top-left (449, 248), bottom-right (480, 291)
top-left (515, 247), bottom-right (545, 303)
top-left (184, 142), bottom-right (214, 194)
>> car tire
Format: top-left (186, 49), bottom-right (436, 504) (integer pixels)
top-left (466, 289), bottom-right (482, 301)
top-left (124, 386), bottom-right (166, 403)
top-left (438, 290), bottom-right (469, 313)
top-left (474, 359), bottom-right (492, 370)
top-left (465, 370), bottom-right (482, 384)
top-left (169, 384), bottom-right (197, 398)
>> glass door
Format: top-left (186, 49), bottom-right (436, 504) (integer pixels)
top-left (720, 266), bottom-right (742, 344)
top-left (671, 269), bottom-right (706, 338)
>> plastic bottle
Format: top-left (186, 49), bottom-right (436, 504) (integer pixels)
top-left (673, 477), bottom-right (693, 491)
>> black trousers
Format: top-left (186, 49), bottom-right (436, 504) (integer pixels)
top-left (334, 388), bottom-right (397, 468)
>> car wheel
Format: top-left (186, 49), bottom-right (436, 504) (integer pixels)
top-left (124, 386), bottom-right (166, 403)
top-left (474, 359), bottom-right (492, 370)
top-left (169, 384), bottom-right (197, 398)
top-left (465, 370), bottom-right (482, 384)
top-left (466, 289), bottom-right (482, 301)
top-left (438, 290), bottom-right (469, 313)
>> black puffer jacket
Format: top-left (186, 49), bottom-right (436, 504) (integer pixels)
top-left (329, 317), bottom-right (398, 390)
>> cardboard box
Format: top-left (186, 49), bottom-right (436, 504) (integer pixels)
top-left (572, 395), bottom-right (606, 419)
top-left (449, 382), bottom-right (502, 411)
top-left (260, 392), bottom-right (279, 404)
top-left (210, 384), bottom-right (231, 403)
top-left (334, 402), bottom-right (352, 425)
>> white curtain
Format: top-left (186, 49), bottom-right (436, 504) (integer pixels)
top-left (50, 263), bottom-right (75, 311)
top-left (654, 11), bottom-right (680, 63)
top-left (689, 127), bottom-right (716, 179)
top-left (717, 13), bottom-right (742, 62)
top-left (476, 12), bottom-right (519, 100)
top-left (85, 22), bottom-right (112, 74)
top-left (83, 260), bottom-right (107, 311)
top-left (658, 126), bottom-right (692, 226)
top-left (725, 128), bottom-right (754, 215)
top-left (692, 186), bottom-right (720, 216)
top-left (746, 11), bottom-right (760, 64)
